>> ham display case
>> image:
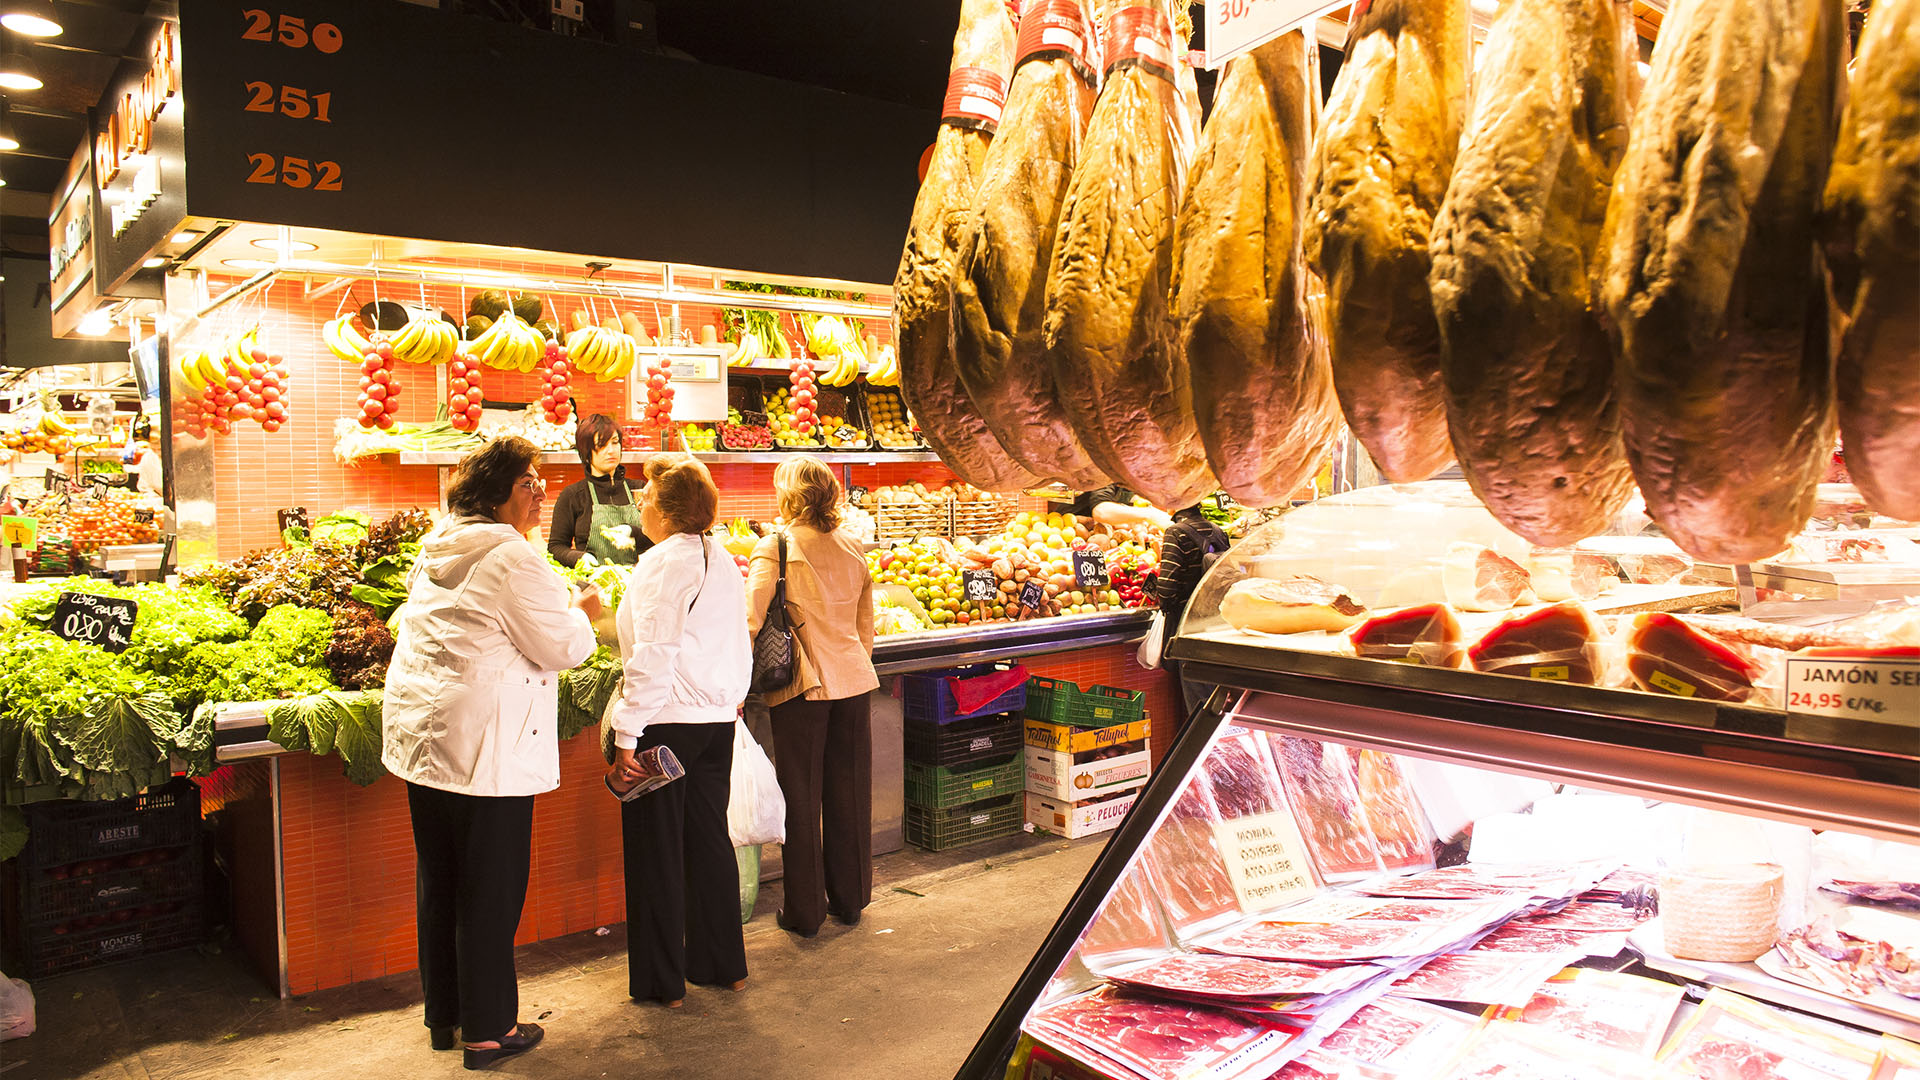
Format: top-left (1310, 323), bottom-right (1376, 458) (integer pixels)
top-left (956, 485), bottom-right (1919, 1080)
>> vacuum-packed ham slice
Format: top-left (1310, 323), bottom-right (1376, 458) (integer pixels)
top-left (1221, 576), bottom-right (1368, 634)
top-left (1045, 1), bottom-right (1217, 509)
top-left (1171, 30), bottom-right (1340, 507)
top-left (1351, 604), bottom-right (1466, 668)
top-left (1427, 0), bottom-right (1637, 546)
top-left (1469, 601), bottom-right (1606, 684)
top-left (1443, 543), bottom-right (1535, 612)
top-left (950, 0), bottom-right (1111, 489)
top-left (1821, 0), bottom-right (1920, 523)
top-left (1599, 0), bottom-right (1847, 563)
top-left (1271, 734), bottom-right (1382, 880)
top-left (1353, 749), bottom-right (1436, 872)
top-left (1305, 0), bottom-right (1470, 483)
top-left (1491, 969), bottom-right (1687, 1056)
top-left (1626, 612), bottom-right (1759, 702)
top-left (894, 0), bottom-right (1042, 493)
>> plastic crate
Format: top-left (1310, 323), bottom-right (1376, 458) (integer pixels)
top-left (1023, 675), bottom-right (1083, 724)
top-left (904, 794), bottom-right (1023, 852)
top-left (23, 843), bottom-right (201, 928)
top-left (21, 899), bottom-right (204, 979)
top-left (719, 378), bottom-right (774, 450)
top-left (1067, 684), bottom-right (1147, 728)
top-left (21, 778), bottom-right (200, 870)
top-left (904, 712), bottom-right (1023, 769)
top-left (900, 665), bottom-right (1028, 725)
top-left (814, 386), bottom-right (871, 451)
top-left (903, 754), bottom-right (1023, 808)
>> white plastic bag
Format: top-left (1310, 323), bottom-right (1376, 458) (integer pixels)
top-left (727, 717), bottom-right (786, 847)
top-left (0, 969), bottom-right (35, 1041)
top-left (1136, 611), bottom-right (1167, 669)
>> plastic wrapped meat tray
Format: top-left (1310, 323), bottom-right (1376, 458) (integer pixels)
top-left (1269, 734), bottom-right (1382, 880)
top-left (1487, 968), bottom-right (1684, 1056)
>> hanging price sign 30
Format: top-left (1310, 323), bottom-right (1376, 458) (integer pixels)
top-left (1206, 0), bottom-right (1350, 69)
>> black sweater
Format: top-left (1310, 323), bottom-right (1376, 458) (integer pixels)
top-left (547, 468), bottom-right (650, 567)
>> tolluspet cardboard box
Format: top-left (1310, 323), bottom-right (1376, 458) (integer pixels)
top-left (1023, 716), bottom-right (1151, 755)
top-left (1025, 790), bottom-right (1139, 839)
top-left (1024, 744), bottom-right (1150, 802)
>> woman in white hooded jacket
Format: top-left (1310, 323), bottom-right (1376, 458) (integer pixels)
top-left (604, 454), bottom-right (751, 1008)
top-left (382, 436), bottom-right (600, 1070)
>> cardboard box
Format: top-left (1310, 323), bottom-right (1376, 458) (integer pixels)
top-left (1024, 744), bottom-right (1150, 801)
top-left (1023, 716), bottom-right (1151, 754)
top-left (1025, 790), bottom-right (1139, 839)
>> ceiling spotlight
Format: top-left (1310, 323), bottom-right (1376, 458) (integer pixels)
top-left (0, 38), bottom-right (41, 91)
top-left (173, 230), bottom-right (200, 244)
top-left (0, 2), bottom-right (60, 38)
top-left (142, 257), bottom-right (167, 269)
top-left (79, 308), bottom-right (114, 336)
top-left (249, 237), bottom-right (318, 253)
top-left (0, 99), bottom-right (18, 151)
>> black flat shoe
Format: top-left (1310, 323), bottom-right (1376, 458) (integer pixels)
top-left (463, 1022), bottom-right (544, 1070)
top-left (776, 911), bottom-right (819, 938)
top-left (430, 1026), bottom-right (457, 1051)
top-left (828, 908), bottom-right (863, 928)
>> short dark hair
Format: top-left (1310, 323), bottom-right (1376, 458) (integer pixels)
top-left (447, 436), bottom-right (541, 519)
top-left (575, 414), bottom-right (621, 471)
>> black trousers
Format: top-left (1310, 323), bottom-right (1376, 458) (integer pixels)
top-left (770, 694), bottom-right (873, 933)
top-left (620, 722), bottom-right (747, 1002)
top-left (405, 782), bottom-right (535, 1043)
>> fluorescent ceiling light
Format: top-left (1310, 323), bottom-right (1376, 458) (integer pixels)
top-left (250, 237), bottom-right (318, 252)
top-left (221, 258), bottom-right (274, 271)
top-left (173, 231), bottom-right (200, 244)
top-left (142, 257), bottom-right (167, 269)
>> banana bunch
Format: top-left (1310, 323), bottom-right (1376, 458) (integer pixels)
top-left (565, 325), bottom-right (637, 381)
top-left (172, 348), bottom-right (212, 393)
top-left (866, 344), bottom-right (900, 387)
top-left (37, 409), bottom-right (74, 437)
top-left (804, 316), bottom-right (856, 358)
top-left (725, 329), bottom-right (766, 368)
top-left (390, 315), bottom-right (460, 365)
top-left (226, 327), bottom-right (263, 372)
top-left (322, 315), bottom-right (373, 363)
top-left (471, 313), bottom-right (548, 371)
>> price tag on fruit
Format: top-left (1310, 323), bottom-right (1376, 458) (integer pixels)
top-left (1783, 658), bottom-right (1919, 725)
top-left (51, 591), bottom-right (138, 653)
top-left (849, 486), bottom-right (869, 502)
top-left (1072, 549), bottom-right (1110, 589)
top-left (835, 424), bottom-right (860, 444)
top-left (2, 515), bottom-right (37, 549)
top-left (1020, 580), bottom-right (1047, 612)
top-left (133, 509), bottom-right (156, 525)
top-left (1204, 0), bottom-right (1347, 68)
top-left (964, 568), bottom-right (998, 603)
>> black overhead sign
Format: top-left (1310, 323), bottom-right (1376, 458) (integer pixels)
top-left (176, 0), bottom-right (935, 285)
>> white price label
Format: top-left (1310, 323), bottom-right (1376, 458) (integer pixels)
top-left (1212, 810), bottom-right (1319, 913)
top-left (1206, 0), bottom-right (1350, 68)
top-left (1782, 658), bottom-right (1920, 724)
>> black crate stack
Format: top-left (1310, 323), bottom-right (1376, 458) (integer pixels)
top-left (14, 779), bottom-right (205, 978)
top-left (899, 666), bottom-right (1027, 852)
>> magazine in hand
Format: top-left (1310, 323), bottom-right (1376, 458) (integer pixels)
top-left (605, 745), bottom-right (685, 802)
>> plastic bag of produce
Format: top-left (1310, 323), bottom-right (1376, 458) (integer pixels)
top-left (735, 844), bottom-right (761, 925)
top-left (727, 718), bottom-right (786, 847)
top-left (0, 969), bottom-right (34, 1041)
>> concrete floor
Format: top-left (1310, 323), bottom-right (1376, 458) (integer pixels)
top-left (7, 832), bottom-right (1105, 1080)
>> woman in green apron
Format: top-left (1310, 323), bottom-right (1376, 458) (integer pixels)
top-left (547, 414), bottom-right (651, 567)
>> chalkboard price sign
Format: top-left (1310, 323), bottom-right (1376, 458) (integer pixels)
top-left (1072, 549), bottom-right (1110, 590)
top-left (51, 591), bottom-right (139, 653)
top-left (1020, 579), bottom-right (1047, 612)
top-left (277, 507), bottom-right (310, 536)
top-left (963, 568), bottom-right (998, 603)
top-left (133, 509), bottom-right (157, 525)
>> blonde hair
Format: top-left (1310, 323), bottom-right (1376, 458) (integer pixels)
top-left (774, 456), bottom-right (842, 532)
top-left (641, 453), bottom-right (719, 535)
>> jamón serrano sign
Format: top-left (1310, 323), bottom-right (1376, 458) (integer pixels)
top-left (1205, 0), bottom-right (1349, 68)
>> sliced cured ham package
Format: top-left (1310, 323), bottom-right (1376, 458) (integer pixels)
top-left (1044, 1), bottom-right (1219, 510)
top-left (949, 0), bottom-right (1112, 489)
top-left (893, 0), bottom-right (1042, 493)
top-left (1467, 601), bottom-right (1609, 685)
top-left (1624, 612), bottom-right (1762, 702)
top-left (1426, 0), bottom-right (1637, 545)
top-left (1221, 576), bottom-right (1369, 635)
top-left (1820, 0), bottom-right (1920, 523)
top-left (1305, 0), bottom-right (1471, 483)
top-left (1599, 0), bottom-right (1847, 563)
top-left (1350, 604), bottom-right (1467, 669)
top-left (1170, 30), bottom-right (1340, 508)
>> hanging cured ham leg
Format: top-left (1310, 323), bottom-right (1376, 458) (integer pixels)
top-left (1600, 0), bottom-right (1846, 563)
top-left (1305, 0), bottom-right (1470, 484)
top-left (893, 0), bottom-right (1041, 493)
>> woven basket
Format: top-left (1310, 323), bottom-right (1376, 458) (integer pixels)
top-left (1660, 863), bottom-right (1784, 962)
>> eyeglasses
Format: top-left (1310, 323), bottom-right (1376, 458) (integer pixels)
top-left (517, 476), bottom-right (546, 496)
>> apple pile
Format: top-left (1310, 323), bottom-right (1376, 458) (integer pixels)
top-left (538, 343), bottom-right (573, 425)
top-left (355, 337), bottom-right (402, 430)
top-left (447, 355), bottom-right (486, 432)
top-left (641, 356), bottom-right (675, 427)
top-left (787, 361), bottom-right (817, 435)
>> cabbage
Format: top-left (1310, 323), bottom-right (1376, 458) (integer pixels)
top-left (311, 511), bottom-right (371, 548)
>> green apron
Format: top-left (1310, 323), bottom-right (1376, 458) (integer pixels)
top-left (585, 478), bottom-right (646, 565)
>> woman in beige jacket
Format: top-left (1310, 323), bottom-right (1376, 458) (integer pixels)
top-left (746, 456), bottom-right (879, 936)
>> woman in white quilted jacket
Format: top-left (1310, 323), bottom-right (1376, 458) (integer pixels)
top-left (382, 436), bottom-right (601, 1071)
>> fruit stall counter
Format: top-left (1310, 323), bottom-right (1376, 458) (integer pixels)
top-left (202, 613), bottom-right (1174, 997)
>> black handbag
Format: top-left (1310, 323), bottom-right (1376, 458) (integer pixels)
top-left (749, 532), bottom-right (795, 695)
